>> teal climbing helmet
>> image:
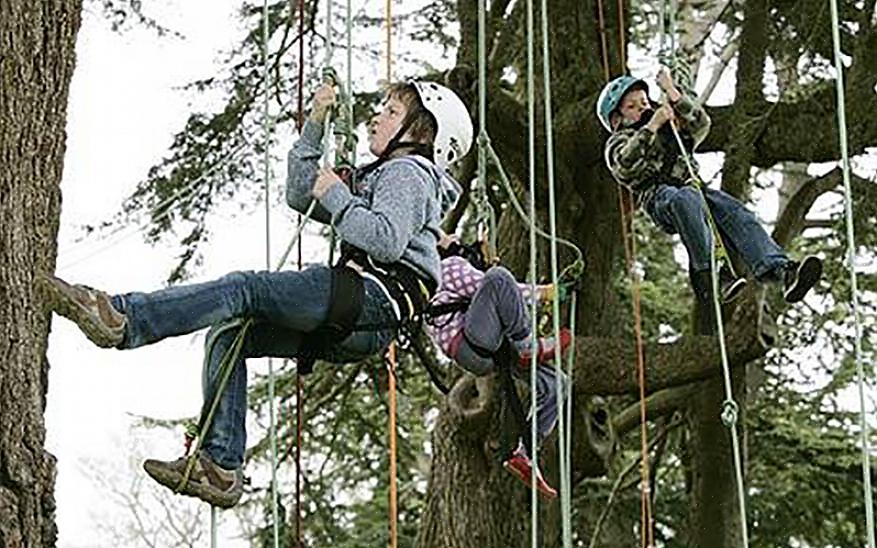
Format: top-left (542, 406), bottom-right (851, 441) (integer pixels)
top-left (596, 75), bottom-right (649, 131)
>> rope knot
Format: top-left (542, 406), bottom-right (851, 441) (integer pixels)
top-left (721, 399), bottom-right (739, 427)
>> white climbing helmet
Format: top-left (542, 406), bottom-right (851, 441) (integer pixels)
top-left (411, 81), bottom-right (474, 170)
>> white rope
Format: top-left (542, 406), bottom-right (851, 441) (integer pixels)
top-left (538, 0), bottom-right (572, 544)
top-left (661, 1), bottom-right (749, 543)
top-left (525, 0), bottom-right (539, 544)
top-left (828, 0), bottom-right (876, 544)
top-left (261, 0), bottom-right (281, 546)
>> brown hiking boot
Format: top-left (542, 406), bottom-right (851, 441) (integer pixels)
top-left (143, 451), bottom-right (244, 509)
top-left (40, 274), bottom-right (125, 348)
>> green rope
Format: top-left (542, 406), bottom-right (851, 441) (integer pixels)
top-left (664, 63), bottom-right (751, 548)
top-left (828, 0), bottom-right (875, 543)
top-left (262, 0), bottom-right (280, 545)
top-left (177, 318), bottom-right (252, 492)
top-left (476, 0), bottom-right (496, 259)
top-left (483, 141), bottom-right (584, 270)
top-left (666, 96), bottom-right (752, 548)
top-left (564, 291), bottom-right (576, 526)
top-left (525, 0), bottom-right (539, 543)
top-left (538, 0), bottom-right (572, 544)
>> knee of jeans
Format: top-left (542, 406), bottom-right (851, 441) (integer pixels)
top-left (670, 186), bottom-right (703, 213)
top-left (219, 270), bottom-right (254, 291)
top-left (481, 266), bottom-right (516, 291)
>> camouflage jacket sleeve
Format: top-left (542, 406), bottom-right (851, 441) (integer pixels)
top-left (671, 93), bottom-right (711, 147)
top-left (604, 127), bottom-right (660, 191)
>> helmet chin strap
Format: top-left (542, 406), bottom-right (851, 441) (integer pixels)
top-left (361, 107), bottom-right (435, 176)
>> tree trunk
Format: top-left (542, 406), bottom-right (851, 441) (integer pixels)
top-left (685, 373), bottom-right (747, 548)
top-left (0, 1), bottom-right (82, 546)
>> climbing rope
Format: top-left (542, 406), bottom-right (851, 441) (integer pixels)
top-left (536, 0), bottom-right (573, 544)
top-left (525, 0), bottom-right (539, 543)
top-left (827, 0), bottom-right (876, 543)
top-left (261, 0), bottom-right (281, 545)
top-left (660, 3), bottom-right (749, 545)
top-left (384, 2), bottom-right (399, 547)
top-left (294, 2), bottom-right (306, 545)
top-left (596, 0), bottom-right (655, 543)
top-left (476, 3), bottom-right (583, 544)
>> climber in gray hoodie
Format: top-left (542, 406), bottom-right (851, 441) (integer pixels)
top-left (41, 80), bottom-right (473, 508)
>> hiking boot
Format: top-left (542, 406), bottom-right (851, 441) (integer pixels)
top-left (719, 266), bottom-right (747, 303)
top-left (40, 274), bottom-right (125, 347)
top-left (143, 451), bottom-right (244, 509)
top-left (783, 256), bottom-right (823, 303)
top-left (502, 444), bottom-right (557, 500)
top-left (518, 328), bottom-right (572, 368)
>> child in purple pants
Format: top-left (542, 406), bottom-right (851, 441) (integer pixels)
top-left (427, 236), bottom-right (572, 499)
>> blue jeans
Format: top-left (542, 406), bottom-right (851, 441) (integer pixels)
top-left (454, 267), bottom-right (569, 443)
top-left (645, 185), bottom-right (789, 279)
top-left (112, 266), bottom-right (397, 468)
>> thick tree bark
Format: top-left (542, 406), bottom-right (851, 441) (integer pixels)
top-left (0, 1), bottom-right (81, 546)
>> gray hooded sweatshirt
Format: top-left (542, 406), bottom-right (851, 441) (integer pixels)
top-left (286, 119), bottom-right (462, 287)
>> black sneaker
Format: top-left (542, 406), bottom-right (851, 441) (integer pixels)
top-left (783, 256), bottom-right (823, 303)
top-left (719, 266), bottom-right (747, 303)
top-left (143, 451), bottom-right (244, 508)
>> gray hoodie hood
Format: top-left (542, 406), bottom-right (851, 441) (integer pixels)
top-left (392, 155), bottom-right (463, 218)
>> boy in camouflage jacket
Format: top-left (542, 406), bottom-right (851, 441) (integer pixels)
top-left (598, 69), bottom-right (822, 334)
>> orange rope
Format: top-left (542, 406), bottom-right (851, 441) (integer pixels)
top-left (387, 344), bottom-right (398, 548)
top-left (596, 0), bottom-right (611, 82)
top-left (597, 0), bottom-right (654, 545)
top-left (385, 0), bottom-right (393, 82)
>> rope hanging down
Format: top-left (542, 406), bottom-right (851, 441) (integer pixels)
top-left (180, 4), bottom-right (359, 540)
top-left (596, 0), bottom-right (655, 542)
top-left (524, 0), bottom-right (539, 544)
top-left (293, 0), bottom-right (307, 544)
top-left (261, 0), bottom-right (281, 545)
top-left (537, 0), bottom-right (573, 544)
top-left (384, 3), bottom-right (399, 548)
top-left (477, 3), bottom-right (584, 545)
top-left (827, 0), bottom-right (876, 543)
top-left (659, 1), bottom-right (750, 544)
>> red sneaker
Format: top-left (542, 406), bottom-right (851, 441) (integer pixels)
top-left (518, 328), bottom-right (572, 368)
top-left (502, 447), bottom-right (557, 500)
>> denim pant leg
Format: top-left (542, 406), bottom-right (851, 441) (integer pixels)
top-left (513, 363), bottom-right (569, 444)
top-left (199, 278), bottom-right (398, 469)
top-left (703, 188), bottom-right (789, 279)
top-left (115, 266), bottom-right (334, 349)
top-left (646, 185), bottom-right (713, 273)
top-left (461, 266), bottom-right (531, 353)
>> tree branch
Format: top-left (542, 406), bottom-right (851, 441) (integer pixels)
top-left (702, 83), bottom-right (877, 167)
top-left (698, 40), bottom-right (738, 104)
top-left (447, 375), bottom-right (495, 437)
top-left (612, 383), bottom-right (701, 436)
top-left (573, 292), bottom-right (768, 395)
